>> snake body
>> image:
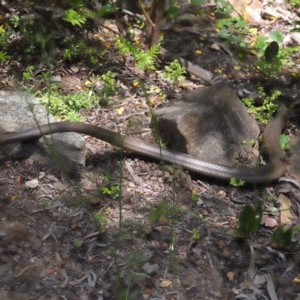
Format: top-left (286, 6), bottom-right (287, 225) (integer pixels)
top-left (0, 105), bottom-right (288, 183)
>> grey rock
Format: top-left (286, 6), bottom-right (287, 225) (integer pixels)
top-left (0, 91), bottom-right (85, 174)
top-left (155, 83), bottom-right (260, 166)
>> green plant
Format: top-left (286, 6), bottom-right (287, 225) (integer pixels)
top-left (149, 199), bottom-right (179, 225)
top-left (216, 16), bottom-right (249, 51)
top-left (99, 174), bottom-right (122, 201)
top-left (94, 3), bottom-right (117, 16)
top-left (44, 199), bottom-right (52, 209)
top-left (191, 189), bottom-right (198, 203)
top-left (135, 45), bottom-right (160, 70)
top-left (0, 51), bottom-right (9, 61)
top-left (214, 0), bottom-right (235, 15)
top-left (148, 85), bottom-right (166, 103)
top-left (279, 134), bottom-right (291, 152)
top-left (254, 33), bottom-right (284, 76)
top-left (100, 173), bottom-right (111, 182)
top-left (100, 71), bottom-right (117, 103)
top-left (264, 41), bottom-right (279, 63)
top-left (38, 88), bottom-right (98, 121)
top-left (63, 0), bottom-right (88, 27)
top-left (22, 65), bottom-right (35, 81)
top-left (162, 59), bottom-right (186, 85)
top-left (253, 32), bottom-right (300, 76)
top-left (8, 2), bottom-right (105, 64)
top-left (116, 36), bottom-right (160, 70)
top-left (242, 87), bottom-right (281, 124)
top-left (150, 200), bottom-right (168, 224)
top-left (289, 0), bottom-right (300, 7)
top-left (0, 25), bottom-right (9, 46)
top-left (118, 251), bottom-right (149, 295)
top-left (63, 36), bottom-right (105, 65)
top-left (192, 228), bottom-right (200, 240)
top-left (100, 184), bottom-right (121, 200)
top-left (215, 11), bottom-right (293, 74)
top-left (0, 25), bottom-right (10, 61)
top-left (292, 12), bottom-right (300, 31)
top-left (270, 46), bottom-right (300, 79)
top-left (73, 238), bottom-right (83, 249)
top-left (191, 0), bottom-right (206, 4)
top-left (9, 16), bottom-right (58, 63)
top-left (63, 8), bottom-right (87, 27)
top-left (9, 15), bottom-right (20, 28)
top-left (63, 41), bottom-right (81, 61)
top-left (238, 202), bottom-right (263, 237)
top-left (230, 178), bottom-right (245, 187)
top-left (94, 211), bottom-right (108, 235)
top-left (44, 255), bottom-right (51, 263)
top-left (292, 224), bottom-right (300, 239)
top-left (271, 226), bottom-right (293, 248)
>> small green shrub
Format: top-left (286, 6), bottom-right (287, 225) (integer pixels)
top-left (64, 8), bottom-right (87, 27)
top-left (100, 185), bottom-right (121, 200)
top-left (279, 134), bottom-right (291, 152)
top-left (242, 87), bottom-right (281, 124)
top-left (150, 200), bottom-right (168, 224)
top-left (39, 89), bottom-right (98, 121)
top-left (162, 59), bottom-right (186, 85)
top-left (289, 0), bottom-right (300, 7)
top-left (149, 199), bottom-right (179, 225)
top-left (238, 202), bottom-right (263, 237)
top-left (192, 228), bottom-right (200, 240)
top-left (271, 226), bottom-right (293, 248)
top-left (0, 25), bottom-right (10, 47)
top-left (230, 178), bottom-right (245, 187)
top-left (101, 71), bottom-right (117, 95)
top-left (22, 65), bottom-right (35, 81)
top-left (9, 15), bottom-right (20, 28)
top-left (73, 238), bottom-right (83, 249)
top-left (0, 51), bottom-right (10, 61)
top-left (0, 25), bottom-right (10, 61)
top-left (116, 36), bottom-right (160, 71)
top-left (216, 16), bottom-right (249, 51)
top-left (94, 211), bottom-right (108, 235)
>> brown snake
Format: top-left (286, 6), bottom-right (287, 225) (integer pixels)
top-left (0, 105), bottom-right (288, 183)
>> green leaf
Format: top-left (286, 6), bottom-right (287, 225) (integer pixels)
top-left (64, 9), bottom-right (87, 27)
top-left (270, 31), bottom-right (284, 43)
top-left (218, 29), bottom-right (229, 39)
top-left (150, 200), bottom-right (168, 224)
top-left (238, 202), bottom-right (262, 234)
top-left (191, 0), bottom-right (206, 4)
top-left (96, 4), bottom-right (116, 16)
top-left (234, 19), bottom-right (248, 29)
top-left (216, 18), bottom-right (233, 29)
top-left (271, 226), bottom-right (293, 248)
top-left (253, 36), bottom-right (268, 53)
top-left (264, 41), bottom-right (279, 63)
top-left (0, 51), bottom-right (10, 61)
top-left (229, 178), bottom-right (245, 187)
top-left (279, 134), bottom-right (291, 151)
top-left (67, 0), bottom-right (83, 6)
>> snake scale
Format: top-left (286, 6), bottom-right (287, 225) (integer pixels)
top-left (0, 104), bottom-right (288, 183)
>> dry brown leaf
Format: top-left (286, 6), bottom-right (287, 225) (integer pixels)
top-left (227, 271), bottom-right (235, 281)
top-left (159, 279), bottom-right (172, 288)
top-left (278, 194), bottom-right (294, 225)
